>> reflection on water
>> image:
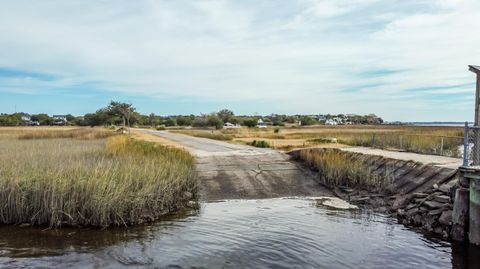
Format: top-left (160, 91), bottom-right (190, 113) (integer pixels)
top-left (0, 198), bottom-right (478, 269)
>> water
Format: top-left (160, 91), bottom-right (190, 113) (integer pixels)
top-left (0, 198), bottom-right (478, 269)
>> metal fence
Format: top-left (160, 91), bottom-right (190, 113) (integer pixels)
top-left (463, 122), bottom-right (480, 167)
top-left (347, 132), bottom-right (463, 158)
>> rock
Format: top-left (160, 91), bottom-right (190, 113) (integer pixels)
top-left (434, 226), bottom-right (443, 235)
top-left (434, 195), bottom-right (450, 204)
top-left (423, 200), bottom-right (444, 209)
top-left (377, 206), bottom-right (388, 213)
top-left (392, 196), bottom-right (410, 210)
top-left (439, 181), bottom-right (456, 194)
top-left (397, 209), bottom-right (406, 217)
top-left (413, 192), bottom-right (428, 199)
top-left (433, 183), bottom-right (439, 190)
top-left (406, 207), bottom-right (419, 216)
top-left (439, 210), bottom-right (453, 226)
top-left (428, 208), bottom-right (445, 216)
top-left (405, 203), bottom-right (417, 210)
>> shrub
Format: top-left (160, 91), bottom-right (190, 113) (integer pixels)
top-left (156, 125), bottom-right (166, 130)
top-left (249, 140), bottom-right (270, 148)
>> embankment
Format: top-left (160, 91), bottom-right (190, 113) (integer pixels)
top-left (289, 148), bottom-right (458, 239)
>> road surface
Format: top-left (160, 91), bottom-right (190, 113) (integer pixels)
top-left (144, 130), bottom-right (332, 201)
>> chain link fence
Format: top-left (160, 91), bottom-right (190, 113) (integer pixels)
top-left (340, 132), bottom-right (464, 158)
top-left (463, 123), bottom-right (480, 166)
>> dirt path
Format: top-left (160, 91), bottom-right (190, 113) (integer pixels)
top-left (143, 130), bottom-right (332, 201)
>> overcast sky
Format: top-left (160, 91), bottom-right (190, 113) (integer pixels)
top-left (0, 0), bottom-right (479, 121)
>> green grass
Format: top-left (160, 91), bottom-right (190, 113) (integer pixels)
top-left (0, 135), bottom-right (197, 228)
top-left (248, 140), bottom-right (270, 148)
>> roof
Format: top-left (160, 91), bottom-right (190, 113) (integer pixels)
top-left (469, 65), bottom-right (480, 74)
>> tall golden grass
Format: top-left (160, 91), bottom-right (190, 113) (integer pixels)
top-left (294, 148), bottom-right (391, 191)
top-left (18, 128), bottom-right (115, 140)
top-left (0, 135), bottom-right (196, 228)
top-left (221, 125), bottom-right (463, 157)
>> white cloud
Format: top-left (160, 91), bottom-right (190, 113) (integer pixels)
top-left (0, 0), bottom-right (479, 121)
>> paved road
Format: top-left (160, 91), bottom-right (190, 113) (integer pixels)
top-left (340, 147), bottom-right (462, 169)
top-left (145, 130), bottom-right (332, 201)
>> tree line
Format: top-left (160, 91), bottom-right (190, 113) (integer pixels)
top-left (0, 101), bottom-right (383, 128)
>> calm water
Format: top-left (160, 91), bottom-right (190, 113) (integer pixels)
top-left (0, 198), bottom-right (478, 269)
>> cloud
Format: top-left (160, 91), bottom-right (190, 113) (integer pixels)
top-left (0, 0), bottom-right (479, 121)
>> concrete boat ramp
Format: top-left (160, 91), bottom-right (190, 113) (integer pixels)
top-left (143, 130), bottom-right (461, 201)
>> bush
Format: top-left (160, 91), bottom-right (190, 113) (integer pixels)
top-left (156, 125), bottom-right (166, 130)
top-left (249, 140), bottom-right (270, 148)
top-left (274, 128), bottom-right (280, 134)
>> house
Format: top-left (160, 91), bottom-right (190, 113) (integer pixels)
top-left (224, 122), bottom-right (240, 129)
top-left (53, 115), bottom-right (68, 125)
top-left (325, 119), bottom-right (337, 125)
top-left (20, 115), bottom-right (39, 126)
top-left (257, 119), bottom-right (267, 128)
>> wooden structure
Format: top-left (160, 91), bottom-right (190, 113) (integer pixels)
top-left (469, 65), bottom-right (480, 126)
top-left (454, 65), bottom-right (480, 245)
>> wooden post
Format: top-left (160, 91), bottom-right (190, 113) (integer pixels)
top-left (451, 185), bottom-right (469, 242)
top-left (470, 66), bottom-right (480, 165)
top-left (470, 177), bottom-right (480, 245)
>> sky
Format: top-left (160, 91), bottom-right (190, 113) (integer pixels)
top-left (0, 0), bottom-right (479, 121)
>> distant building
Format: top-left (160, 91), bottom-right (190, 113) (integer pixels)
top-left (325, 119), bottom-right (337, 125)
top-left (257, 119), bottom-right (267, 128)
top-left (53, 115), bottom-right (68, 125)
top-left (224, 122), bottom-right (240, 129)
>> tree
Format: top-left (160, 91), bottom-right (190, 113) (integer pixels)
top-left (243, 118), bottom-right (257, 128)
top-left (164, 118), bottom-right (177, 127)
top-left (148, 113), bottom-right (157, 126)
top-left (31, 114), bottom-right (53, 125)
top-left (217, 109), bottom-right (234, 123)
top-left (107, 101), bottom-right (136, 134)
top-left (207, 114), bottom-right (223, 129)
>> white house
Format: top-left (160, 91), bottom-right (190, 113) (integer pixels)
top-left (224, 122), bottom-right (240, 129)
top-left (325, 119), bottom-right (338, 125)
top-left (53, 115), bottom-right (68, 125)
top-left (257, 119), bottom-right (267, 128)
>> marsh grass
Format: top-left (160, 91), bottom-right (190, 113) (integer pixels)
top-left (0, 135), bottom-right (196, 228)
top-left (18, 128), bottom-right (115, 140)
top-left (295, 148), bottom-right (391, 191)
top-left (221, 125), bottom-right (463, 157)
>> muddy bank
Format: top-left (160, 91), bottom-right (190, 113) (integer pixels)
top-left (289, 148), bottom-right (458, 239)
